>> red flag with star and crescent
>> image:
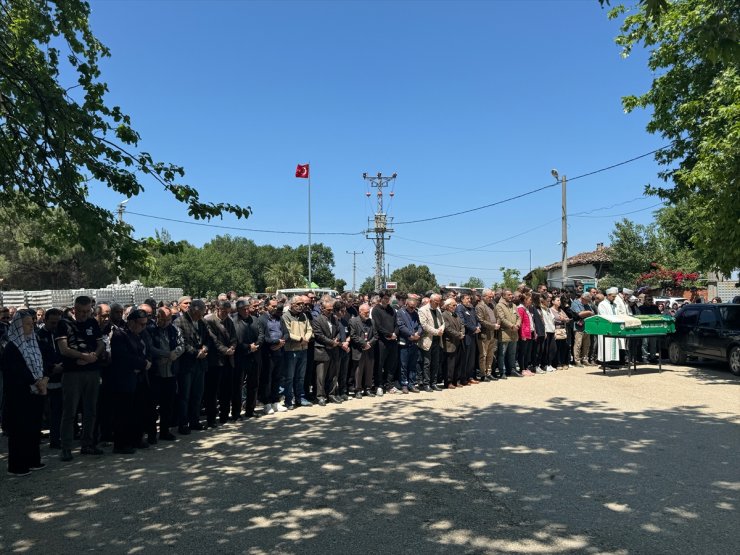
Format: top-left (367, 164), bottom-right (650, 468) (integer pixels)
top-left (295, 164), bottom-right (309, 179)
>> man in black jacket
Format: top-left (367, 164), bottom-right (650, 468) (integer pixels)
top-left (233, 299), bottom-right (264, 419)
top-left (174, 299), bottom-right (210, 434)
top-left (109, 310), bottom-right (151, 454)
top-left (371, 290), bottom-right (399, 395)
top-left (311, 299), bottom-right (341, 406)
top-left (204, 301), bottom-right (237, 426)
top-left (349, 303), bottom-right (377, 398)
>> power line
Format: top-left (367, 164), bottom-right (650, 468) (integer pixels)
top-left (126, 211), bottom-right (364, 236)
top-left (385, 252), bottom-right (529, 272)
top-left (570, 203), bottom-right (662, 218)
top-left (393, 144), bottom-right (671, 225)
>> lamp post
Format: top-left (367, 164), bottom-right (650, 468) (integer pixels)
top-left (115, 199), bottom-right (129, 285)
top-left (551, 169), bottom-right (567, 289)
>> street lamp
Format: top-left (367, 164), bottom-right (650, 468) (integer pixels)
top-left (551, 169), bottom-right (567, 289)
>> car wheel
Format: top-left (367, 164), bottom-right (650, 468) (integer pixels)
top-left (669, 341), bottom-right (687, 365)
top-left (729, 346), bottom-right (740, 377)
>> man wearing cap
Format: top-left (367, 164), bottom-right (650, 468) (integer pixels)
top-left (109, 309), bottom-right (152, 454)
top-left (174, 299), bottom-right (210, 434)
top-left (281, 296), bottom-right (313, 409)
top-left (597, 287), bottom-right (625, 365)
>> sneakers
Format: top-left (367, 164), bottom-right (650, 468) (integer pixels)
top-left (264, 404), bottom-right (275, 415)
top-left (431, 384), bottom-right (443, 392)
top-left (355, 391), bottom-right (363, 400)
top-left (535, 367), bottom-right (546, 374)
top-left (546, 366), bottom-right (555, 372)
top-left (522, 369), bottom-right (535, 376)
top-left (300, 398), bottom-right (313, 407)
top-left (273, 403), bottom-right (287, 413)
top-left (317, 397), bottom-right (327, 406)
top-left (376, 387), bottom-right (384, 397)
top-left (388, 386), bottom-right (400, 394)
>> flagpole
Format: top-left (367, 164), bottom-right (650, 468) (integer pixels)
top-left (308, 162), bottom-right (312, 289)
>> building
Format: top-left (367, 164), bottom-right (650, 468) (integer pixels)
top-left (528, 243), bottom-right (612, 289)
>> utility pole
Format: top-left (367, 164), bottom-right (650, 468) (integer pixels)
top-left (363, 172), bottom-right (396, 292)
top-left (116, 199), bottom-right (129, 285)
top-left (346, 250), bottom-right (363, 293)
top-left (551, 169), bottom-right (567, 289)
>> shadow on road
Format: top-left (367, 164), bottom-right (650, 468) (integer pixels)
top-left (0, 391), bottom-right (737, 554)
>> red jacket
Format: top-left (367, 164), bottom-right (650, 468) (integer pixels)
top-left (517, 306), bottom-right (532, 340)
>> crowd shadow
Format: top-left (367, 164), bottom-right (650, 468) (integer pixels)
top-left (0, 389), bottom-right (737, 554)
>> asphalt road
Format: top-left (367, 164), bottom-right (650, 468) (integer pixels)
top-left (1, 361), bottom-right (738, 554)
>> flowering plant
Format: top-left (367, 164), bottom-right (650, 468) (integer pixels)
top-left (638, 263), bottom-right (700, 288)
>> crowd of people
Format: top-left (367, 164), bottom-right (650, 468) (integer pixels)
top-left (0, 284), bottom-right (719, 476)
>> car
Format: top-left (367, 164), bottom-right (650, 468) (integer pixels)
top-left (654, 296), bottom-right (689, 309)
top-left (667, 303), bottom-right (740, 375)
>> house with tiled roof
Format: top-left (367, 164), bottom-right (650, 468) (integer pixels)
top-left (527, 243), bottom-right (612, 288)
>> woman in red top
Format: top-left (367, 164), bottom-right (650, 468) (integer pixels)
top-left (516, 293), bottom-right (535, 376)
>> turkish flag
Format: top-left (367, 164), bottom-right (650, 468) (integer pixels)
top-left (295, 164), bottom-right (309, 178)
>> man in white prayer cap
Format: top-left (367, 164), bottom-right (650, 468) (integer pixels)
top-left (614, 287), bottom-right (633, 316)
top-left (597, 287), bottom-right (625, 364)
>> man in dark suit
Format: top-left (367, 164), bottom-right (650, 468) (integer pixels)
top-left (349, 303), bottom-right (377, 398)
top-left (396, 298), bottom-right (422, 393)
top-left (232, 299), bottom-right (264, 419)
top-left (174, 299), bottom-right (210, 434)
top-left (456, 294), bottom-right (481, 385)
top-left (311, 299), bottom-right (341, 406)
top-left (442, 298), bottom-right (465, 388)
top-left (371, 290), bottom-right (399, 395)
top-left (204, 300), bottom-right (237, 426)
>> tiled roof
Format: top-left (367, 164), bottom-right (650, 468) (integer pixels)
top-left (543, 247), bottom-right (612, 271)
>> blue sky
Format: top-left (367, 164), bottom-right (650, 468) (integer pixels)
top-left (85, 0), bottom-right (665, 288)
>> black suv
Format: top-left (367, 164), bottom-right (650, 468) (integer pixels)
top-left (668, 303), bottom-right (740, 375)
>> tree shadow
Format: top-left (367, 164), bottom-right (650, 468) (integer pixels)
top-left (0, 392), bottom-right (737, 554)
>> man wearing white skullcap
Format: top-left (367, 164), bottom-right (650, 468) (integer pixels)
top-left (597, 287), bottom-right (626, 364)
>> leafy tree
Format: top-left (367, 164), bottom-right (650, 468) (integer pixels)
top-left (608, 0), bottom-right (740, 274)
top-left (333, 278), bottom-right (347, 293)
top-left (264, 261), bottom-right (305, 292)
top-left (492, 267), bottom-right (521, 291)
top-left (0, 0), bottom-right (251, 275)
top-left (358, 276), bottom-right (376, 296)
top-left (461, 276), bottom-right (485, 289)
top-left (526, 267), bottom-right (548, 290)
top-left (608, 217), bottom-right (700, 286)
top-left (291, 244), bottom-right (335, 288)
top-left (0, 194), bottom-right (117, 289)
top-left (389, 264), bottom-right (438, 294)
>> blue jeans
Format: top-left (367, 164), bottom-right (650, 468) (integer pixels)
top-left (497, 341), bottom-right (517, 376)
top-left (282, 349), bottom-right (307, 407)
top-left (399, 344), bottom-right (419, 387)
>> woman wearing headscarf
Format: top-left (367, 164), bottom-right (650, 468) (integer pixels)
top-left (1, 309), bottom-right (48, 476)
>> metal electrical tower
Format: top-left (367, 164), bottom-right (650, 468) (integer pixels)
top-left (363, 172), bottom-right (396, 292)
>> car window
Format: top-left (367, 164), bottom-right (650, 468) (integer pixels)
top-left (698, 309), bottom-right (718, 328)
top-left (678, 309), bottom-right (700, 327)
top-left (719, 306), bottom-right (740, 330)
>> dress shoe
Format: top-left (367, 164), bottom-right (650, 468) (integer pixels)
top-left (317, 398), bottom-right (327, 406)
top-left (431, 384), bottom-right (443, 392)
top-left (355, 391), bottom-right (363, 399)
top-left (159, 432), bottom-right (177, 441)
top-left (80, 446), bottom-right (104, 456)
top-left (469, 379), bottom-right (480, 384)
top-left (447, 384), bottom-right (457, 389)
top-left (402, 386), bottom-right (409, 394)
top-left (423, 385), bottom-right (433, 392)
top-left (409, 386), bottom-right (421, 393)
top-left (328, 395), bottom-right (343, 404)
top-left (365, 389), bottom-right (375, 397)
top-left (340, 394), bottom-right (350, 402)
top-left (499, 374), bottom-right (508, 380)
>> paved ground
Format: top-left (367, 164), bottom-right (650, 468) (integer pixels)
top-left (1, 361), bottom-right (738, 554)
